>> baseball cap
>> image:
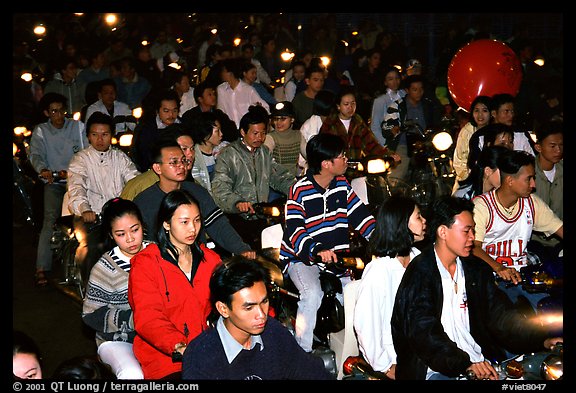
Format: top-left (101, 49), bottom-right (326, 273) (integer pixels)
top-left (406, 59), bottom-right (422, 70)
top-left (271, 101), bottom-right (295, 118)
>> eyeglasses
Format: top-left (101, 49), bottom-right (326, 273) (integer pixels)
top-left (48, 108), bottom-right (67, 115)
top-left (160, 158), bottom-right (191, 167)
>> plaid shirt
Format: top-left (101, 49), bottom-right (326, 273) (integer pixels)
top-left (319, 113), bottom-right (391, 160)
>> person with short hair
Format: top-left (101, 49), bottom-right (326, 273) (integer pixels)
top-left (181, 256), bottom-right (333, 380)
top-left (29, 92), bottom-right (88, 286)
top-left (392, 195), bottom-right (562, 380)
top-left (280, 133), bottom-right (376, 353)
top-left (472, 149), bottom-right (563, 310)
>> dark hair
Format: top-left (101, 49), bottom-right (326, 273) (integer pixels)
top-left (305, 64), bottom-right (326, 79)
top-left (155, 89), bottom-right (180, 112)
top-left (210, 255), bottom-right (270, 309)
top-left (85, 111), bottom-right (114, 136)
top-left (188, 111), bottom-right (219, 145)
top-left (490, 93), bottom-right (515, 112)
top-left (39, 92), bottom-right (67, 112)
top-left (483, 123), bottom-right (514, 147)
top-left (98, 78), bottom-right (117, 93)
top-left (220, 57), bottom-right (243, 80)
top-left (52, 356), bottom-right (116, 380)
top-left (497, 149), bottom-right (535, 178)
top-left (535, 119), bottom-right (563, 143)
top-left (192, 81), bottom-right (212, 102)
top-left (239, 105), bottom-right (269, 133)
top-left (458, 145), bottom-right (509, 196)
top-left (369, 196), bottom-right (420, 258)
top-left (313, 90), bottom-right (336, 117)
top-left (156, 189), bottom-right (204, 267)
top-left (427, 196), bottom-right (474, 240)
top-left (336, 85), bottom-right (357, 106)
top-left (13, 330), bottom-right (42, 360)
top-left (468, 95), bottom-right (492, 127)
top-left (306, 133), bottom-right (345, 175)
top-left (467, 123), bottom-right (514, 169)
top-left (401, 74), bottom-right (424, 90)
top-left (151, 138), bottom-right (181, 167)
top-left (100, 197), bottom-right (144, 250)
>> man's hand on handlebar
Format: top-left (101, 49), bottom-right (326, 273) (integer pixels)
top-left (315, 249), bottom-right (337, 264)
top-left (236, 201), bottom-right (255, 215)
top-left (466, 360), bottom-right (500, 380)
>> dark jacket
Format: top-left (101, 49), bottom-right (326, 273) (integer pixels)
top-left (391, 244), bottom-right (551, 380)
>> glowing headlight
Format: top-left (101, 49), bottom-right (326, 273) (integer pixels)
top-left (432, 131), bottom-right (453, 152)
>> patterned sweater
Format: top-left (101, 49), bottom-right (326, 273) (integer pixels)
top-left (280, 172), bottom-right (375, 268)
top-left (82, 243), bottom-right (150, 346)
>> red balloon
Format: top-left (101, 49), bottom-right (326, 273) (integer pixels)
top-left (447, 39), bottom-right (522, 111)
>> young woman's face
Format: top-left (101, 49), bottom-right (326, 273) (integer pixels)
top-left (111, 213), bottom-right (144, 258)
top-left (205, 121), bottom-right (223, 148)
top-left (492, 132), bottom-right (514, 150)
top-left (472, 102), bottom-right (490, 128)
top-left (13, 353), bottom-right (42, 379)
top-left (337, 93), bottom-right (356, 119)
top-left (165, 202), bottom-right (202, 250)
top-left (408, 205), bottom-right (426, 243)
top-left (384, 70), bottom-right (401, 92)
top-left (271, 115), bottom-right (294, 132)
top-left (292, 64), bottom-right (306, 81)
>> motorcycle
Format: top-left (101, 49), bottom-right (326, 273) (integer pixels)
top-left (401, 120), bottom-right (456, 213)
top-left (13, 125), bottom-right (41, 229)
top-left (341, 342), bottom-right (564, 381)
top-left (50, 213), bottom-right (103, 302)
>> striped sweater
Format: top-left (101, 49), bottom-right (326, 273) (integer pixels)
top-left (280, 172), bottom-right (375, 268)
top-left (82, 242), bottom-right (150, 346)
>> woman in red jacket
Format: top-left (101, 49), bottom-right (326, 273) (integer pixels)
top-left (128, 189), bottom-right (221, 379)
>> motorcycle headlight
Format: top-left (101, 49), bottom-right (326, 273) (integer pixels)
top-left (542, 354), bottom-right (563, 380)
top-left (119, 133), bottom-right (134, 147)
top-left (431, 131), bottom-right (453, 152)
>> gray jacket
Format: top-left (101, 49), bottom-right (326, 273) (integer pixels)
top-left (211, 139), bottom-right (296, 214)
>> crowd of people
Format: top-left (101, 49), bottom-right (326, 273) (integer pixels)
top-left (14, 13), bottom-right (563, 381)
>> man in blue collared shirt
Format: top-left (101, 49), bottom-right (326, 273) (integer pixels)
top-left (181, 256), bottom-right (333, 380)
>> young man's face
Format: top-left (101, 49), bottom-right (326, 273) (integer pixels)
top-left (536, 132), bottom-right (563, 165)
top-left (45, 102), bottom-right (66, 129)
top-left (406, 81), bottom-right (424, 103)
top-left (198, 87), bottom-right (217, 108)
top-left (508, 164), bottom-right (536, 199)
top-left (88, 124), bottom-right (112, 152)
top-left (492, 103), bottom-right (515, 126)
top-left (220, 281), bottom-right (269, 341)
top-left (443, 210), bottom-right (475, 258)
top-left (306, 71), bottom-right (325, 94)
top-left (99, 85), bottom-right (117, 107)
top-left (153, 146), bottom-right (188, 181)
top-left (326, 151), bottom-right (348, 176)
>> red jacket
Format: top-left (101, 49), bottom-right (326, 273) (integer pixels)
top-left (128, 243), bottom-right (221, 379)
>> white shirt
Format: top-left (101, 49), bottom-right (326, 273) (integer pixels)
top-left (427, 251), bottom-right (483, 379)
top-left (354, 248), bottom-right (421, 372)
top-left (216, 80), bottom-right (270, 128)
